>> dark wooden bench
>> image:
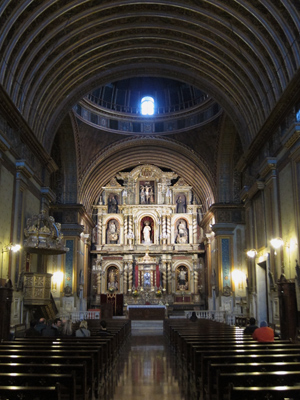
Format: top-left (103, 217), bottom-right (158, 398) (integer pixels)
top-left (0, 354), bottom-right (95, 399)
top-left (228, 384), bottom-right (300, 400)
top-left (217, 370), bottom-right (300, 400)
top-left (207, 361), bottom-right (300, 400)
top-left (0, 362), bottom-right (88, 400)
top-left (0, 372), bottom-right (76, 400)
top-left (0, 383), bottom-right (62, 400)
top-left (202, 353), bottom-right (300, 400)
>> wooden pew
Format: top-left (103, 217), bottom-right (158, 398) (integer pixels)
top-left (228, 384), bottom-right (300, 400)
top-left (0, 383), bottom-right (62, 400)
top-left (0, 354), bottom-right (95, 399)
top-left (202, 353), bottom-right (300, 400)
top-left (0, 372), bottom-right (76, 400)
top-left (217, 370), bottom-right (300, 400)
top-left (0, 362), bottom-right (88, 400)
top-left (207, 361), bottom-right (300, 400)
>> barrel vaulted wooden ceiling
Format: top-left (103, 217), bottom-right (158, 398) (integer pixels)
top-left (1, 1), bottom-right (300, 209)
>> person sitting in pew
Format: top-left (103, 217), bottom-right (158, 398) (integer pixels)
top-left (76, 320), bottom-right (91, 337)
top-left (243, 317), bottom-right (258, 335)
top-left (189, 312), bottom-right (198, 322)
top-left (42, 318), bottom-right (62, 337)
top-left (25, 320), bottom-right (41, 337)
top-left (252, 320), bottom-right (274, 342)
top-left (34, 317), bottom-right (46, 334)
top-left (97, 320), bottom-right (111, 335)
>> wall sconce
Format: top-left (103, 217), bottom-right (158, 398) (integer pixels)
top-left (270, 237), bottom-right (284, 255)
top-left (270, 237), bottom-right (284, 249)
top-left (1, 243), bottom-right (22, 285)
top-left (247, 249), bottom-right (257, 258)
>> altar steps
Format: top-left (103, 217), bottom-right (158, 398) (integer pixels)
top-left (131, 320), bottom-right (163, 335)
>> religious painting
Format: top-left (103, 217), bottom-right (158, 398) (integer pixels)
top-left (175, 219), bottom-right (189, 244)
top-left (176, 266), bottom-right (189, 291)
top-left (107, 266), bottom-right (119, 292)
top-left (107, 193), bottom-right (119, 213)
top-left (139, 181), bottom-right (155, 204)
top-left (141, 216), bottom-right (154, 244)
top-left (106, 219), bottom-right (119, 244)
top-left (175, 193), bottom-right (186, 213)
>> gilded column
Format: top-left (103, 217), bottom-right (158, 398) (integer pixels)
top-left (194, 269), bottom-right (198, 293)
top-left (162, 262), bottom-right (167, 291)
top-left (193, 214), bottom-right (197, 244)
top-left (124, 215), bottom-right (128, 245)
top-left (123, 263), bottom-right (128, 294)
top-left (167, 215), bottom-right (171, 244)
top-left (97, 213), bottom-right (102, 247)
top-left (167, 262), bottom-right (172, 294)
top-left (128, 264), bottom-right (133, 292)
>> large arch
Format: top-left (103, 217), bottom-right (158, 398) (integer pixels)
top-left (78, 136), bottom-right (216, 214)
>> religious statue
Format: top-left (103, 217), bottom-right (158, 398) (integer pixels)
top-left (107, 220), bottom-right (119, 243)
top-left (107, 267), bottom-right (118, 290)
top-left (107, 194), bottom-right (118, 213)
top-left (143, 221), bottom-right (152, 243)
top-left (176, 220), bottom-right (188, 244)
top-left (176, 195), bottom-right (186, 213)
top-left (178, 267), bottom-right (188, 290)
top-left (140, 185), bottom-right (145, 204)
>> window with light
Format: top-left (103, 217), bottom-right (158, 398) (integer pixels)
top-left (141, 96), bottom-right (154, 115)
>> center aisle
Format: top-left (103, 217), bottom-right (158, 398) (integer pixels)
top-left (108, 322), bottom-right (189, 400)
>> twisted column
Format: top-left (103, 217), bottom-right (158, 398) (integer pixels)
top-left (167, 215), bottom-right (171, 244)
top-left (123, 263), bottom-right (128, 294)
top-left (128, 264), bottom-right (133, 291)
top-left (162, 262), bottom-right (167, 290)
top-left (194, 270), bottom-right (198, 294)
top-left (193, 215), bottom-right (197, 244)
top-left (167, 262), bottom-right (172, 294)
top-left (97, 215), bottom-right (102, 246)
top-left (124, 215), bottom-right (128, 245)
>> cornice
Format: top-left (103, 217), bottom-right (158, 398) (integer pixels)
top-left (0, 86), bottom-right (58, 174)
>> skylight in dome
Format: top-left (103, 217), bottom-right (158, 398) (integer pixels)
top-left (141, 96), bottom-right (154, 115)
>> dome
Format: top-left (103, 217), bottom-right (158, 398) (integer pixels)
top-left (73, 78), bottom-right (222, 135)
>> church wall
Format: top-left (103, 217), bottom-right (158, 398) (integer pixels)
top-left (0, 165), bottom-right (14, 281)
top-left (278, 163), bottom-right (298, 279)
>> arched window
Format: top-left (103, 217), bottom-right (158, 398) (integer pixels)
top-left (141, 96), bottom-right (154, 115)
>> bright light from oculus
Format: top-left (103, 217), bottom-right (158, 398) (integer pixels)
top-left (141, 96), bottom-right (154, 115)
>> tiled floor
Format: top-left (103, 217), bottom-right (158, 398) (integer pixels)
top-left (106, 327), bottom-right (189, 400)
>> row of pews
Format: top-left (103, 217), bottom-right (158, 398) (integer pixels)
top-left (0, 319), bottom-right (131, 400)
top-left (164, 318), bottom-right (300, 400)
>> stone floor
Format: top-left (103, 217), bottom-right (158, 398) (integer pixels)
top-left (102, 321), bottom-right (189, 400)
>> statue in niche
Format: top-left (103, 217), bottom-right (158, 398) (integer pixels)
top-left (176, 194), bottom-right (186, 213)
top-left (107, 267), bottom-right (118, 291)
top-left (177, 266), bottom-right (188, 290)
top-left (176, 219), bottom-right (188, 244)
top-left (107, 194), bottom-right (118, 213)
top-left (107, 220), bottom-right (119, 244)
top-left (140, 181), bottom-right (154, 204)
top-left (144, 272), bottom-right (151, 287)
top-left (140, 185), bottom-right (145, 204)
top-left (143, 221), bottom-right (152, 243)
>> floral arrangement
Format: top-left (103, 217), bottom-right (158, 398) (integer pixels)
top-left (156, 289), bottom-right (162, 297)
top-left (132, 289), bottom-right (139, 297)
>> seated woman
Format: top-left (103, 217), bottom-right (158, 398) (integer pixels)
top-left (75, 320), bottom-right (91, 337)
